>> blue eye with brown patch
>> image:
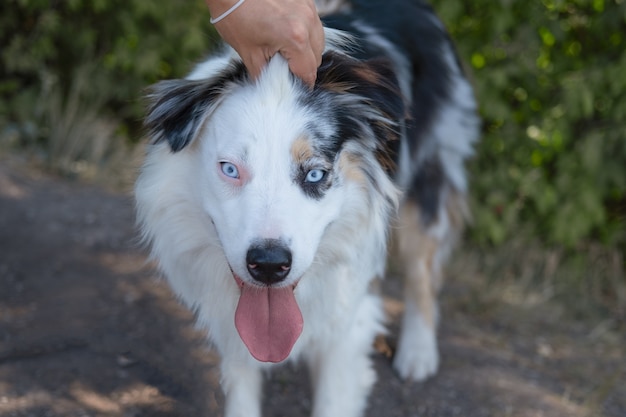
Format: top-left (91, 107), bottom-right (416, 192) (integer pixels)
top-left (220, 162), bottom-right (240, 179)
top-left (305, 169), bottom-right (326, 183)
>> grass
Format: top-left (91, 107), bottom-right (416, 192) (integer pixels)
top-left (449, 238), bottom-right (626, 325)
top-left (0, 64), bottom-right (143, 192)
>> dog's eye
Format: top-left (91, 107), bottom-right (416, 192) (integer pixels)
top-left (220, 162), bottom-right (240, 179)
top-left (305, 169), bottom-right (326, 183)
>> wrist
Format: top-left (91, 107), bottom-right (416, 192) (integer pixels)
top-left (207, 0), bottom-right (247, 24)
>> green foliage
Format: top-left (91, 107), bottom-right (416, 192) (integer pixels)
top-left (0, 0), bottom-right (218, 147)
top-left (1, 0), bottom-right (625, 253)
top-left (436, 0), bottom-right (626, 249)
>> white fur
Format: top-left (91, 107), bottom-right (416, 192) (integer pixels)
top-left (431, 46), bottom-right (480, 193)
top-left (393, 298), bottom-right (440, 380)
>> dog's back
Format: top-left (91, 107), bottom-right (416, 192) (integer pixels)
top-left (319, 0), bottom-right (479, 380)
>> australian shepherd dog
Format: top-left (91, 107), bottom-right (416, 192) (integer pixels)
top-left (135, 0), bottom-right (479, 415)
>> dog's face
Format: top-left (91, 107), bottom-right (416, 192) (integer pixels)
top-left (145, 52), bottom-right (404, 289)
top-left (197, 82), bottom-right (345, 287)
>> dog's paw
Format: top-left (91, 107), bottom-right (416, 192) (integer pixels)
top-left (392, 324), bottom-right (439, 381)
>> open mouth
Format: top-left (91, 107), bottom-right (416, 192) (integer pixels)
top-left (232, 273), bottom-right (303, 363)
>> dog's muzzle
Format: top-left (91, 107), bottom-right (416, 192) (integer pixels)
top-left (233, 238), bottom-right (303, 363)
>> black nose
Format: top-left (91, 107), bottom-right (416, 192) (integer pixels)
top-left (246, 240), bottom-right (292, 285)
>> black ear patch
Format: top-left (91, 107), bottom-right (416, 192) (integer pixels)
top-left (316, 51), bottom-right (405, 125)
top-left (315, 51), bottom-right (406, 172)
top-left (144, 62), bottom-right (247, 152)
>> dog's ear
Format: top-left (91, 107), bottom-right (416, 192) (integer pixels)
top-left (316, 51), bottom-right (406, 135)
top-left (315, 51), bottom-right (406, 171)
top-left (144, 63), bottom-right (246, 152)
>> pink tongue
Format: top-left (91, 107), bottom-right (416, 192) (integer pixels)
top-left (234, 278), bottom-right (303, 363)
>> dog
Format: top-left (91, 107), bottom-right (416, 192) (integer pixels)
top-left (135, 0), bottom-right (479, 415)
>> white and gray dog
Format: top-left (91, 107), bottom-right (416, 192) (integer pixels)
top-left (135, 0), bottom-right (479, 415)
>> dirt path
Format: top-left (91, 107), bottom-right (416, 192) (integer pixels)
top-left (1, 156), bottom-right (624, 417)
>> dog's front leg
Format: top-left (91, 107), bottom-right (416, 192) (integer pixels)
top-left (220, 357), bottom-right (263, 417)
top-left (308, 348), bottom-right (375, 417)
top-left (306, 294), bottom-right (382, 417)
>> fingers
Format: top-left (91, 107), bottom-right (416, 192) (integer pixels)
top-left (212, 0), bottom-right (325, 87)
top-left (245, 26), bottom-right (324, 88)
top-left (282, 16), bottom-right (325, 87)
top-left (284, 47), bottom-right (320, 88)
top-left (243, 48), bottom-right (276, 81)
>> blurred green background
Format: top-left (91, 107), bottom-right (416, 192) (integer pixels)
top-left (0, 0), bottom-right (624, 320)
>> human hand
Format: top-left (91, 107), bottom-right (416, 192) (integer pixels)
top-left (206, 0), bottom-right (325, 87)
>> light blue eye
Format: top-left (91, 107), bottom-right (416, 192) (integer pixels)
top-left (305, 169), bottom-right (325, 183)
top-left (220, 162), bottom-right (240, 179)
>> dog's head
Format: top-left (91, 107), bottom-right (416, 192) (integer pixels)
top-left (143, 50), bottom-right (404, 361)
top-left (146, 50), bottom-right (403, 286)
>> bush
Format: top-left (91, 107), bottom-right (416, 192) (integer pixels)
top-left (435, 0), bottom-right (626, 250)
top-left (0, 0), bottom-right (218, 165)
top-left (1, 0), bottom-right (625, 254)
